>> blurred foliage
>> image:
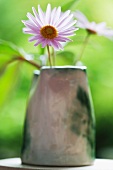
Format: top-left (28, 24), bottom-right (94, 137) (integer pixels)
top-left (0, 0), bottom-right (113, 159)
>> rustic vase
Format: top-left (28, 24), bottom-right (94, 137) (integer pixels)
top-left (21, 66), bottom-right (95, 167)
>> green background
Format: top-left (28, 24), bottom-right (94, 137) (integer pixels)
top-left (0, 0), bottom-right (113, 159)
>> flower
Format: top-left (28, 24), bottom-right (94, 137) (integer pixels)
top-left (22, 4), bottom-right (78, 50)
top-left (39, 54), bottom-right (48, 66)
top-left (74, 10), bottom-right (113, 39)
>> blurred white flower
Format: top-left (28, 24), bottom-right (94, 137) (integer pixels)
top-left (39, 54), bottom-right (48, 66)
top-left (74, 10), bottom-right (113, 40)
top-left (19, 48), bottom-right (34, 60)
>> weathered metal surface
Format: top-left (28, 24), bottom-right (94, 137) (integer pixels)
top-left (21, 66), bottom-right (95, 166)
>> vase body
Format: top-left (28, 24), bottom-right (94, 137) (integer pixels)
top-left (21, 66), bottom-right (95, 166)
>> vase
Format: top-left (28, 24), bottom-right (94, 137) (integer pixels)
top-left (21, 66), bottom-right (95, 167)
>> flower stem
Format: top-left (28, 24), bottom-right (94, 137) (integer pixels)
top-left (0, 56), bottom-right (41, 75)
top-left (18, 56), bottom-right (41, 69)
top-left (47, 45), bottom-right (52, 67)
top-left (76, 33), bottom-right (90, 64)
top-left (52, 47), bottom-right (56, 66)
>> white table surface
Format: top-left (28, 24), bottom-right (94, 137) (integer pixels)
top-left (0, 158), bottom-right (113, 170)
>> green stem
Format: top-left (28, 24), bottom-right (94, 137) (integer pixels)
top-left (76, 33), bottom-right (91, 64)
top-left (0, 56), bottom-right (41, 75)
top-left (18, 56), bottom-right (41, 69)
top-left (52, 47), bottom-right (56, 66)
top-left (47, 45), bottom-right (52, 67)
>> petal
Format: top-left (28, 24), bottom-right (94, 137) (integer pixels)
top-left (50, 7), bottom-right (57, 25)
top-left (96, 22), bottom-right (106, 30)
top-left (22, 20), bottom-right (38, 28)
top-left (41, 39), bottom-right (48, 48)
top-left (74, 10), bottom-right (89, 26)
top-left (50, 40), bottom-right (59, 50)
top-left (50, 40), bottom-right (63, 50)
top-left (98, 29), bottom-right (113, 40)
top-left (45, 4), bottom-right (51, 24)
top-left (32, 7), bottom-right (43, 27)
top-left (38, 5), bottom-right (45, 26)
top-left (59, 27), bottom-right (77, 34)
top-left (55, 10), bottom-right (71, 27)
top-left (87, 22), bottom-right (97, 32)
top-left (52, 6), bottom-right (61, 26)
top-left (59, 32), bottom-right (75, 36)
top-left (27, 12), bottom-right (41, 27)
top-left (29, 35), bottom-right (41, 42)
top-left (23, 22), bottom-right (39, 33)
top-left (34, 37), bottom-right (45, 46)
top-left (59, 30), bottom-right (75, 35)
top-left (58, 20), bottom-right (77, 32)
top-left (57, 14), bottom-right (74, 29)
top-left (45, 39), bottom-right (51, 46)
top-left (27, 12), bottom-right (38, 26)
top-left (23, 28), bottom-right (37, 34)
top-left (76, 22), bottom-right (87, 29)
top-left (55, 36), bottom-right (72, 42)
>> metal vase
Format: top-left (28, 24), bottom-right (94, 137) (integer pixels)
top-left (21, 66), bottom-right (95, 166)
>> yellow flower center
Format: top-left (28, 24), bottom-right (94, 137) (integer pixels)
top-left (40, 25), bottom-right (58, 39)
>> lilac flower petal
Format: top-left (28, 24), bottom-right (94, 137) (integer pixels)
top-left (55, 41), bottom-right (63, 50)
top-left (23, 23), bottom-right (39, 33)
top-left (55, 10), bottom-right (70, 27)
top-left (59, 32), bottom-right (75, 36)
top-left (22, 4), bottom-right (78, 50)
top-left (29, 35), bottom-right (41, 42)
top-left (45, 4), bottom-right (51, 24)
top-left (59, 30), bottom-right (75, 35)
top-left (46, 39), bottom-right (51, 46)
top-left (32, 7), bottom-right (43, 27)
top-left (50, 7), bottom-right (57, 25)
top-left (52, 6), bottom-right (61, 25)
top-left (22, 20), bottom-right (31, 25)
top-left (58, 20), bottom-right (77, 31)
top-left (76, 22), bottom-right (87, 29)
top-left (23, 28), bottom-right (38, 35)
top-left (41, 39), bottom-right (48, 48)
top-left (55, 36), bottom-right (72, 42)
top-left (38, 5), bottom-right (45, 26)
top-left (59, 27), bottom-right (77, 34)
top-left (22, 20), bottom-right (38, 28)
top-left (49, 40), bottom-right (58, 50)
top-left (34, 37), bottom-right (45, 46)
top-left (22, 21), bottom-right (35, 29)
top-left (57, 14), bottom-right (74, 29)
top-left (27, 13), bottom-right (41, 28)
top-left (50, 40), bottom-right (63, 50)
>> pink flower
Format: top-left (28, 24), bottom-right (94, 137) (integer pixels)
top-left (22, 4), bottom-right (78, 50)
top-left (74, 10), bottom-right (113, 39)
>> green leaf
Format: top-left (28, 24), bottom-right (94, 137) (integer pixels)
top-left (0, 39), bottom-right (22, 67)
top-left (61, 0), bottom-right (80, 11)
top-left (56, 51), bottom-right (75, 66)
top-left (0, 63), bottom-right (21, 108)
top-left (0, 39), bottom-right (41, 109)
top-left (0, 40), bottom-right (24, 108)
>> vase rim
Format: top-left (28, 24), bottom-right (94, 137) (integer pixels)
top-left (34, 66), bottom-right (87, 75)
top-left (41, 65), bottom-right (87, 70)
